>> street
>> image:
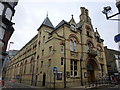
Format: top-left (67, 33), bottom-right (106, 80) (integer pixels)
top-left (88, 85), bottom-right (120, 90)
top-left (1, 80), bottom-right (120, 90)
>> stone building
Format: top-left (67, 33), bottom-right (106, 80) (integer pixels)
top-left (104, 46), bottom-right (120, 82)
top-left (6, 7), bottom-right (107, 88)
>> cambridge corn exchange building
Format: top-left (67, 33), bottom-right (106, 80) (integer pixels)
top-left (6, 7), bottom-right (108, 88)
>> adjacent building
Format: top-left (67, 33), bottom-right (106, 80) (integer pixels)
top-left (6, 7), bottom-right (108, 88)
top-left (104, 46), bottom-right (120, 82)
top-left (0, 1), bottom-right (18, 81)
top-left (0, 1), bottom-right (18, 65)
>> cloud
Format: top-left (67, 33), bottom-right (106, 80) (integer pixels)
top-left (9, 1), bottom-right (118, 51)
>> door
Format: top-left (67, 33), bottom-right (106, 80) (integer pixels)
top-left (35, 75), bottom-right (38, 86)
top-left (42, 73), bottom-right (46, 86)
top-left (87, 70), bottom-right (95, 82)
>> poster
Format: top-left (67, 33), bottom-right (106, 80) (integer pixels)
top-left (57, 71), bottom-right (62, 80)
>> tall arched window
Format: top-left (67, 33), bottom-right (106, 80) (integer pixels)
top-left (70, 40), bottom-right (73, 51)
top-left (74, 41), bottom-right (77, 51)
top-left (97, 46), bottom-right (102, 57)
top-left (24, 60), bottom-right (27, 74)
top-left (87, 42), bottom-right (93, 51)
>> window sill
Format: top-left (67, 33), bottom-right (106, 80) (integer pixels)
top-left (70, 76), bottom-right (80, 79)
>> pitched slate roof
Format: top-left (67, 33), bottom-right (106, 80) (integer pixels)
top-left (37, 16), bottom-right (54, 31)
top-left (55, 20), bottom-right (70, 30)
top-left (42, 17), bottom-right (54, 28)
top-left (77, 23), bottom-right (82, 29)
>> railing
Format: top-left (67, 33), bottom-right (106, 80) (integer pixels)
top-left (83, 79), bottom-right (111, 88)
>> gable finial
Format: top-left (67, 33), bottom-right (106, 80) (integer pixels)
top-left (95, 28), bottom-right (97, 31)
top-left (71, 14), bottom-right (73, 18)
top-left (47, 11), bottom-right (48, 17)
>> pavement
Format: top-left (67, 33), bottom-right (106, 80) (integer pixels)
top-left (0, 80), bottom-right (118, 90)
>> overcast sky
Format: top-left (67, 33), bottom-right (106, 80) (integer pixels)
top-left (8, 0), bottom-right (119, 51)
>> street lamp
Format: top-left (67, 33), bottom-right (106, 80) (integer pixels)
top-left (8, 42), bottom-right (14, 51)
top-left (102, 0), bottom-right (120, 21)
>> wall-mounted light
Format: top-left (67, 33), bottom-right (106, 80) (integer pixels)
top-left (102, 0), bottom-right (120, 21)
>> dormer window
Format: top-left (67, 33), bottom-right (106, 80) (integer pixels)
top-left (70, 24), bottom-right (76, 31)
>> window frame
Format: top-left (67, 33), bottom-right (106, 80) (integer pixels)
top-left (61, 57), bottom-right (64, 66)
top-left (70, 40), bottom-right (74, 51)
top-left (70, 60), bottom-right (78, 77)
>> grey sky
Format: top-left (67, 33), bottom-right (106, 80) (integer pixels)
top-left (8, 0), bottom-right (119, 51)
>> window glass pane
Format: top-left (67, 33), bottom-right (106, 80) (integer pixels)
top-left (0, 28), bottom-right (5, 40)
top-left (74, 61), bottom-right (77, 65)
top-left (70, 60), bottom-right (73, 64)
top-left (74, 71), bottom-right (77, 76)
top-left (48, 59), bottom-right (51, 67)
top-left (41, 61), bottom-right (43, 68)
top-left (0, 3), bottom-right (4, 15)
top-left (43, 36), bottom-right (45, 42)
top-left (70, 40), bottom-right (73, 51)
top-left (5, 8), bottom-right (12, 20)
top-left (61, 45), bottom-right (64, 53)
top-left (71, 71), bottom-right (73, 75)
top-left (71, 65), bottom-right (73, 70)
top-left (61, 58), bottom-right (64, 65)
top-left (49, 46), bottom-right (52, 52)
top-left (74, 41), bottom-right (77, 51)
top-left (74, 66), bottom-right (77, 70)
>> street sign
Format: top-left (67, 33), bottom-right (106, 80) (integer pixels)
top-left (114, 34), bottom-right (120, 43)
top-left (53, 67), bottom-right (57, 71)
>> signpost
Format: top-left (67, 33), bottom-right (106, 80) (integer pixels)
top-left (53, 67), bottom-right (57, 89)
top-left (114, 34), bottom-right (120, 43)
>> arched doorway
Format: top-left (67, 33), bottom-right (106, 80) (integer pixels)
top-left (87, 59), bottom-right (98, 82)
top-left (42, 73), bottom-right (46, 86)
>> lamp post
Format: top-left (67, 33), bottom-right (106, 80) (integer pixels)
top-left (8, 42), bottom-right (14, 51)
top-left (102, 0), bottom-right (120, 21)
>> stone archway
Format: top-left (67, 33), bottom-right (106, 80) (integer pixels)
top-left (87, 59), bottom-right (98, 82)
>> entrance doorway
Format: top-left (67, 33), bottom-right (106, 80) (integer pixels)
top-left (42, 73), bottom-right (46, 86)
top-left (87, 59), bottom-right (98, 82)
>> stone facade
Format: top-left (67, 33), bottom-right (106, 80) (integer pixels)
top-left (104, 46), bottom-right (120, 81)
top-left (6, 7), bottom-right (108, 88)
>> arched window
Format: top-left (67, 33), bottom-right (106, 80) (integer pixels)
top-left (87, 42), bottom-right (93, 51)
top-left (74, 41), bottom-right (77, 51)
top-left (24, 60), bottom-right (27, 74)
top-left (70, 40), bottom-right (73, 51)
top-left (97, 46), bottom-right (102, 57)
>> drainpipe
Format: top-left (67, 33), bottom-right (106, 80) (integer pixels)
top-left (63, 26), bottom-right (66, 88)
top-left (80, 29), bottom-right (83, 86)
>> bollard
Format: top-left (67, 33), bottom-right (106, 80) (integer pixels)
top-left (1, 80), bottom-right (4, 87)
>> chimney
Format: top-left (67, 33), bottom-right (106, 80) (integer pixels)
top-left (79, 7), bottom-right (90, 23)
top-left (80, 7), bottom-right (89, 16)
top-left (85, 9), bottom-right (89, 16)
top-left (80, 7), bottom-right (86, 15)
